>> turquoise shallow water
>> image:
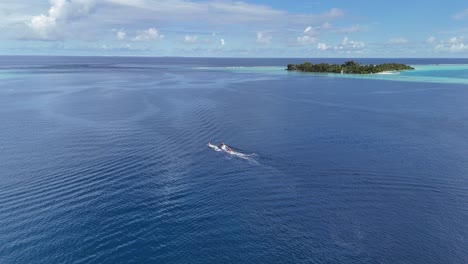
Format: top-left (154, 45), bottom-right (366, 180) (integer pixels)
top-left (0, 71), bottom-right (17, 79)
top-left (200, 64), bottom-right (468, 85)
top-left (1, 56), bottom-right (468, 264)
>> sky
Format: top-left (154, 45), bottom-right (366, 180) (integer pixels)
top-left (1, 0), bottom-right (468, 57)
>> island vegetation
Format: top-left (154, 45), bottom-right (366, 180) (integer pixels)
top-left (287, 60), bottom-right (414, 74)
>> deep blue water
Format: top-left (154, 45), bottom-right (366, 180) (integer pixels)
top-left (1, 56), bottom-right (468, 264)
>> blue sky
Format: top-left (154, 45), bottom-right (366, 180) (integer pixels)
top-left (1, 0), bottom-right (468, 57)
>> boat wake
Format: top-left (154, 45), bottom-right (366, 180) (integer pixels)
top-left (207, 142), bottom-right (258, 164)
top-left (207, 142), bottom-right (222, 152)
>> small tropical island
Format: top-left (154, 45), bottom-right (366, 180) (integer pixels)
top-left (287, 60), bottom-right (414, 74)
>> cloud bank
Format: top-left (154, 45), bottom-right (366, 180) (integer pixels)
top-left (435, 36), bottom-right (468, 52)
top-left (22, 0), bottom-right (345, 42)
top-left (133, 28), bottom-right (164, 41)
top-left (5, 0), bottom-right (466, 57)
top-left (28, 0), bottom-right (96, 40)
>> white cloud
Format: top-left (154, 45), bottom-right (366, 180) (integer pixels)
top-left (184, 35), bottom-right (198, 44)
top-left (297, 35), bottom-right (317, 45)
top-left (435, 36), bottom-right (468, 52)
top-left (303, 26), bottom-right (318, 36)
top-left (116, 30), bottom-right (126, 40)
top-left (297, 24), bottom-right (321, 45)
top-left (388, 37), bottom-right (408, 45)
top-left (256, 32), bottom-right (272, 45)
top-left (426, 36), bottom-right (436, 44)
top-left (220, 38), bottom-right (225, 47)
top-left (436, 43), bottom-right (468, 52)
top-left (27, 0), bottom-right (96, 40)
top-left (133, 28), bottom-right (164, 41)
top-left (342, 36), bottom-right (365, 48)
top-left (317, 42), bottom-right (330, 50)
top-left (342, 36), bottom-right (349, 45)
top-left (29, 14), bottom-right (57, 38)
top-left (305, 36), bottom-right (365, 53)
top-left (453, 9), bottom-right (468, 20)
top-left (450, 43), bottom-right (467, 51)
top-left (449, 37), bottom-right (460, 43)
top-left (22, 0), bottom-right (345, 43)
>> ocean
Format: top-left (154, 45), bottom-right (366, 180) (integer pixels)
top-left (1, 56), bottom-right (468, 263)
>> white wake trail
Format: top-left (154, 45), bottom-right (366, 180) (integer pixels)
top-left (207, 142), bottom-right (259, 164)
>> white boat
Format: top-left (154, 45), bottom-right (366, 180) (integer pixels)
top-left (209, 141), bottom-right (258, 163)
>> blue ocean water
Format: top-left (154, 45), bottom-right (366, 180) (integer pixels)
top-left (1, 56), bottom-right (468, 264)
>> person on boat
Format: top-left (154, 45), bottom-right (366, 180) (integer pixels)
top-left (220, 142), bottom-right (233, 152)
top-left (220, 142), bottom-right (228, 151)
